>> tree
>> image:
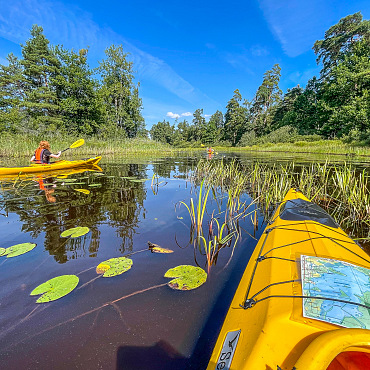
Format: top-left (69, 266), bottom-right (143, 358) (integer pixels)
top-left (272, 85), bottom-right (303, 130)
top-left (204, 110), bottom-right (224, 144)
top-left (192, 108), bottom-right (207, 142)
top-left (313, 12), bottom-right (370, 77)
top-left (21, 24), bottom-right (62, 131)
top-left (173, 119), bottom-right (193, 145)
top-left (53, 47), bottom-right (101, 135)
top-left (319, 39), bottom-right (370, 137)
top-left (224, 89), bottom-right (249, 145)
top-left (0, 53), bottom-right (25, 131)
top-left (149, 120), bottom-right (175, 144)
top-left (250, 64), bottom-right (282, 136)
top-left (98, 45), bottom-right (145, 138)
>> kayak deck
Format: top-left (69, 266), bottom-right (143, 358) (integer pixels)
top-left (0, 156), bottom-right (102, 177)
top-left (207, 188), bottom-right (370, 370)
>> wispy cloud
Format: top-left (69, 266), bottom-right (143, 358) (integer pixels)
top-left (0, 0), bottom-right (218, 108)
top-left (257, 0), bottom-right (341, 57)
top-left (205, 43), bottom-right (255, 75)
top-left (250, 45), bottom-right (269, 57)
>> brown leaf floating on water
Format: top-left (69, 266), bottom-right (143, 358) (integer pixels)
top-left (147, 241), bottom-right (174, 254)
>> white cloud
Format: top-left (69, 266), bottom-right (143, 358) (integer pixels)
top-left (204, 114), bottom-right (212, 117)
top-left (181, 112), bottom-right (192, 117)
top-left (166, 112), bottom-right (180, 119)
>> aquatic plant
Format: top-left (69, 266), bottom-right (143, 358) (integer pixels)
top-left (192, 158), bottom-right (370, 242)
top-left (30, 275), bottom-right (79, 303)
top-left (179, 179), bottom-right (211, 236)
top-left (1, 242), bottom-right (37, 258)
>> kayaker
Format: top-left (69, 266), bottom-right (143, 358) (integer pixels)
top-left (30, 141), bottom-right (62, 164)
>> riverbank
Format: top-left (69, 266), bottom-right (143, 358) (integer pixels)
top-left (0, 135), bottom-right (174, 158)
top-left (213, 140), bottom-right (370, 158)
top-left (1, 135), bottom-right (370, 159)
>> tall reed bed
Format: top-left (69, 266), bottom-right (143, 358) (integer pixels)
top-left (0, 134), bottom-right (175, 158)
top-left (192, 159), bottom-right (370, 241)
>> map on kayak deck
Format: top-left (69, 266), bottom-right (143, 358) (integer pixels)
top-left (301, 255), bottom-right (370, 329)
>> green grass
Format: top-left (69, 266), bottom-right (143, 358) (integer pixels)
top-left (0, 134), bottom-right (176, 158)
top-left (218, 140), bottom-right (370, 157)
top-left (193, 158), bottom-right (370, 242)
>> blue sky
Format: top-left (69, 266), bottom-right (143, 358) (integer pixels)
top-left (0, 0), bottom-right (370, 129)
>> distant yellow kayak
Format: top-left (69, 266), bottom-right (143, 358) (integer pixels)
top-left (0, 156), bottom-right (102, 177)
top-left (208, 188), bottom-right (370, 370)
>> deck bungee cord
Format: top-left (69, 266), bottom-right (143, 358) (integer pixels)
top-left (240, 197), bottom-right (370, 311)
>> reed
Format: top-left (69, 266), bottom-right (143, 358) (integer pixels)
top-left (192, 158), bottom-right (370, 242)
top-left (179, 179), bottom-right (211, 236)
top-left (0, 134), bottom-right (175, 159)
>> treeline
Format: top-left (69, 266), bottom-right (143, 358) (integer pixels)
top-left (151, 12), bottom-right (370, 147)
top-left (0, 25), bottom-right (145, 138)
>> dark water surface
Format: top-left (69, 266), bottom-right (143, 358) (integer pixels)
top-left (0, 152), bottom-right (368, 369)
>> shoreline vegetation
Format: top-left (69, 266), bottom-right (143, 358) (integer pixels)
top-left (1, 135), bottom-right (370, 159)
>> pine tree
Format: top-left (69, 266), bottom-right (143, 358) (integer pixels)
top-left (53, 47), bottom-right (101, 135)
top-left (0, 53), bottom-right (25, 131)
top-left (98, 45), bottom-right (145, 138)
top-left (250, 64), bottom-right (282, 136)
top-left (21, 24), bottom-right (62, 131)
top-left (224, 89), bottom-right (249, 146)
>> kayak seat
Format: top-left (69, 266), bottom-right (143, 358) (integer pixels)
top-left (327, 351), bottom-right (370, 370)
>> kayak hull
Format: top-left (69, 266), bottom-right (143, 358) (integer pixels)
top-left (207, 188), bottom-right (370, 370)
top-left (0, 156), bottom-right (102, 177)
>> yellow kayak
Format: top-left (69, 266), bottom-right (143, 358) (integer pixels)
top-left (0, 156), bottom-right (102, 177)
top-left (208, 188), bottom-right (370, 370)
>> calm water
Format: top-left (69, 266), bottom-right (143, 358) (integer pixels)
top-left (0, 152), bottom-right (368, 369)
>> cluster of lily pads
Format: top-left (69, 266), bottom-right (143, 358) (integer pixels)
top-left (2, 226), bottom-right (207, 304)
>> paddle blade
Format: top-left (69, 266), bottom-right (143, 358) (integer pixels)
top-left (70, 139), bottom-right (85, 149)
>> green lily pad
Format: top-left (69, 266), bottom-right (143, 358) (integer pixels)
top-left (30, 275), bottom-right (79, 303)
top-left (164, 265), bottom-right (207, 291)
top-left (0, 248), bottom-right (6, 256)
top-left (96, 257), bottom-right (133, 277)
top-left (60, 227), bottom-right (90, 238)
top-left (3, 243), bottom-right (37, 258)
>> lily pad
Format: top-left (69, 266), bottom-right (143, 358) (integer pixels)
top-left (60, 227), bottom-right (90, 238)
top-left (96, 257), bottom-right (133, 277)
top-left (74, 189), bottom-right (90, 195)
top-left (164, 265), bottom-right (207, 291)
top-left (0, 247), bottom-right (6, 256)
top-left (3, 243), bottom-right (37, 258)
top-left (30, 275), bottom-right (79, 303)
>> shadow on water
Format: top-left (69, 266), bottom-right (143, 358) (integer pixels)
top-left (116, 230), bottom-right (258, 370)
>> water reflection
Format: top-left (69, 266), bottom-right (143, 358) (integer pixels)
top-left (0, 152), bottom-right (369, 369)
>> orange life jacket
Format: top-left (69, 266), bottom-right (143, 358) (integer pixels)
top-left (34, 148), bottom-right (46, 164)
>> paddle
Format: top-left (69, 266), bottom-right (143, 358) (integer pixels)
top-left (61, 139), bottom-right (85, 153)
